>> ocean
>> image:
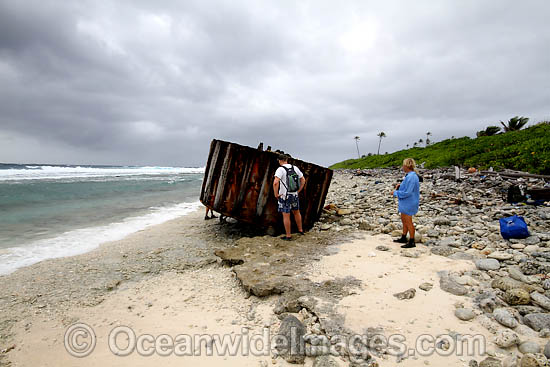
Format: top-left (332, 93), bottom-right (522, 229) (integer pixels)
top-left (0, 163), bottom-right (204, 275)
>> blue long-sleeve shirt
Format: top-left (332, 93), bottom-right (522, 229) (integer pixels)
top-left (393, 171), bottom-right (420, 215)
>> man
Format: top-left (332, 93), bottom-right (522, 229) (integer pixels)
top-left (273, 154), bottom-right (306, 240)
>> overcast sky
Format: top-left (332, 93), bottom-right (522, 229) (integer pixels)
top-left (0, 1), bottom-right (548, 167)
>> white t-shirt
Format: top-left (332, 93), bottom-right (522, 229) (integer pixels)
top-left (275, 164), bottom-right (304, 197)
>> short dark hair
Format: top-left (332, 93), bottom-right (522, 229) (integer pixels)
top-left (277, 153), bottom-right (288, 161)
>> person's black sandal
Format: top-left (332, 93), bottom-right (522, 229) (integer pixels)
top-left (281, 236), bottom-right (292, 241)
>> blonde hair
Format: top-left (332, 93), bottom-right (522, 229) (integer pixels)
top-left (403, 158), bottom-right (420, 175)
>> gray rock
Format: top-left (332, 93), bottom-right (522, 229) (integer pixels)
top-left (475, 258), bottom-right (501, 271)
top-left (275, 315), bottom-right (306, 364)
top-left (455, 308), bottom-right (476, 321)
top-left (449, 252), bottom-right (476, 260)
top-left (524, 313), bottom-right (550, 332)
top-left (419, 282), bottom-right (433, 291)
top-left (494, 330), bottom-right (520, 348)
top-left (431, 246), bottom-right (455, 257)
top-left (489, 252), bottom-right (514, 260)
top-left (514, 305), bottom-right (545, 316)
top-left (540, 329), bottom-right (550, 338)
top-left (313, 355), bottom-right (340, 367)
top-left (543, 279), bottom-right (550, 291)
top-left (440, 276), bottom-right (469, 296)
top-left (492, 277), bottom-right (542, 294)
top-left (434, 217), bottom-right (451, 226)
top-left (544, 341), bottom-right (550, 359)
top-left (519, 341), bottom-right (542, 355)
top-left (480, 356), bottom-right (503, 367)
top-left (519, 353), bottom-right (548, 367)
top-left (493, 308), bottom-right (519, 328)
top-left (509, 266), bottom-right (537, 285)
top-left (515, 324), bottom-right (542, 338)
top-left (394, 288), bottom-right (416, 300)
top-left (400, 250), bottom-right (420, 258)
top-left (503, 354), bottom-right (520, 367)
top-left (375, 245), bottom-right (390, 251)
top-left (530, 292), bottom-right (550, 311)
top-left (505, 288), bottom-right (531, 306)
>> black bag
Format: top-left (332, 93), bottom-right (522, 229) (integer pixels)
top-left (507, 185), bottom-right (525, 203)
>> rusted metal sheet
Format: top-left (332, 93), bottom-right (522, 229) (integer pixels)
top-left (200, 139), bottom-right (333, 230)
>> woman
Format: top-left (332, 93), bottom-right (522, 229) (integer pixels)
top-left (392, 158), bottom-right (420, 248)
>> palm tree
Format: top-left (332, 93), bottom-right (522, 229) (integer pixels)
top-left (426, 138), bottom-right (431, 145)
top-left (377, 132), bottom-right (386, 155)
top-left (500, 116), bottom-right (529, 132)
top-left (406, 144), bottom-right (410, 149)
top-left (477, 125), bottom-right (502, 137)
top-left (426, 132), bottom-right (432, 146)
top-left (413, 142), bottom-right (418, 148)
top-left (418, 138), bottom-right (423, 145)
top-left (354, 136), bottom-right (361, 158)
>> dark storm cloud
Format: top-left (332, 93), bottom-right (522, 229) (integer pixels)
top-left (0, 0), bottom-right (549, 166)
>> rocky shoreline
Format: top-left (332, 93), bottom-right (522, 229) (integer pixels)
top-left (303, 168), bottom-right (550, 366)
top-left (1, 167), bottom-right (550, 367)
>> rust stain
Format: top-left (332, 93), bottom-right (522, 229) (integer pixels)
top-left (200, 139), bottom-right (333, 230)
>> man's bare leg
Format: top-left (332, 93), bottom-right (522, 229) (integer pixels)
top-left (282, 212), bottom-right (292, 238)
top-left (292, 210), bottom-right (303, 233)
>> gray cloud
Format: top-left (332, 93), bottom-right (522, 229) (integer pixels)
top-left (0, 0), bottom-right (549, 167)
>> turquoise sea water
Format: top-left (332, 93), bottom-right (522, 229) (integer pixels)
top-left (0, 164), bottom-right (204, 275)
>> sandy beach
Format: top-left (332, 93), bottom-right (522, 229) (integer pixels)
top-left (2, 169), bottom-right (550, 367)
top-left (4, 227), bottom-right (494, 367)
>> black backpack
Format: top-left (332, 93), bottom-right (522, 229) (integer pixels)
top-left (282, 165), bottom-right (300, 193)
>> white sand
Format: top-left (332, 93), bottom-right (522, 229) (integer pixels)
top-left (307, 235), bottom-right (494, 366)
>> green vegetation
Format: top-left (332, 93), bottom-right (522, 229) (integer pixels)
top-left (331, 122), bottom-right (550, 174)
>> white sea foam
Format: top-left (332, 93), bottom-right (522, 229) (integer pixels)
top-left (0, 201), bottom-right (202, 276)
top-left (0, 165), bottom-right (205, 181)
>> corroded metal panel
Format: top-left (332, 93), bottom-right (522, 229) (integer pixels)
top-left (200, 139), bottom-right (333, 230)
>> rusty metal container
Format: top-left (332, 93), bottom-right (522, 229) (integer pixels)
top-left (200, 139), bottom-right (333, 230)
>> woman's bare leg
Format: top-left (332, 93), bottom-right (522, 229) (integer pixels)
top-left (403, 214), bottom-right (415, 239)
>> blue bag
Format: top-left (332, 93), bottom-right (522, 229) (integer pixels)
top-left (499, 215), bottom-right (529, 239)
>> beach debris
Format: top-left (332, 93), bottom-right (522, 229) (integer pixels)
top-left (200, 139), bottom-right (332, 231)
top-left (393, 288), bottom-right (416, 300)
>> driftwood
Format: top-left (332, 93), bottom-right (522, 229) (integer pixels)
top-left (479, 170), bottom-right (550, 180)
